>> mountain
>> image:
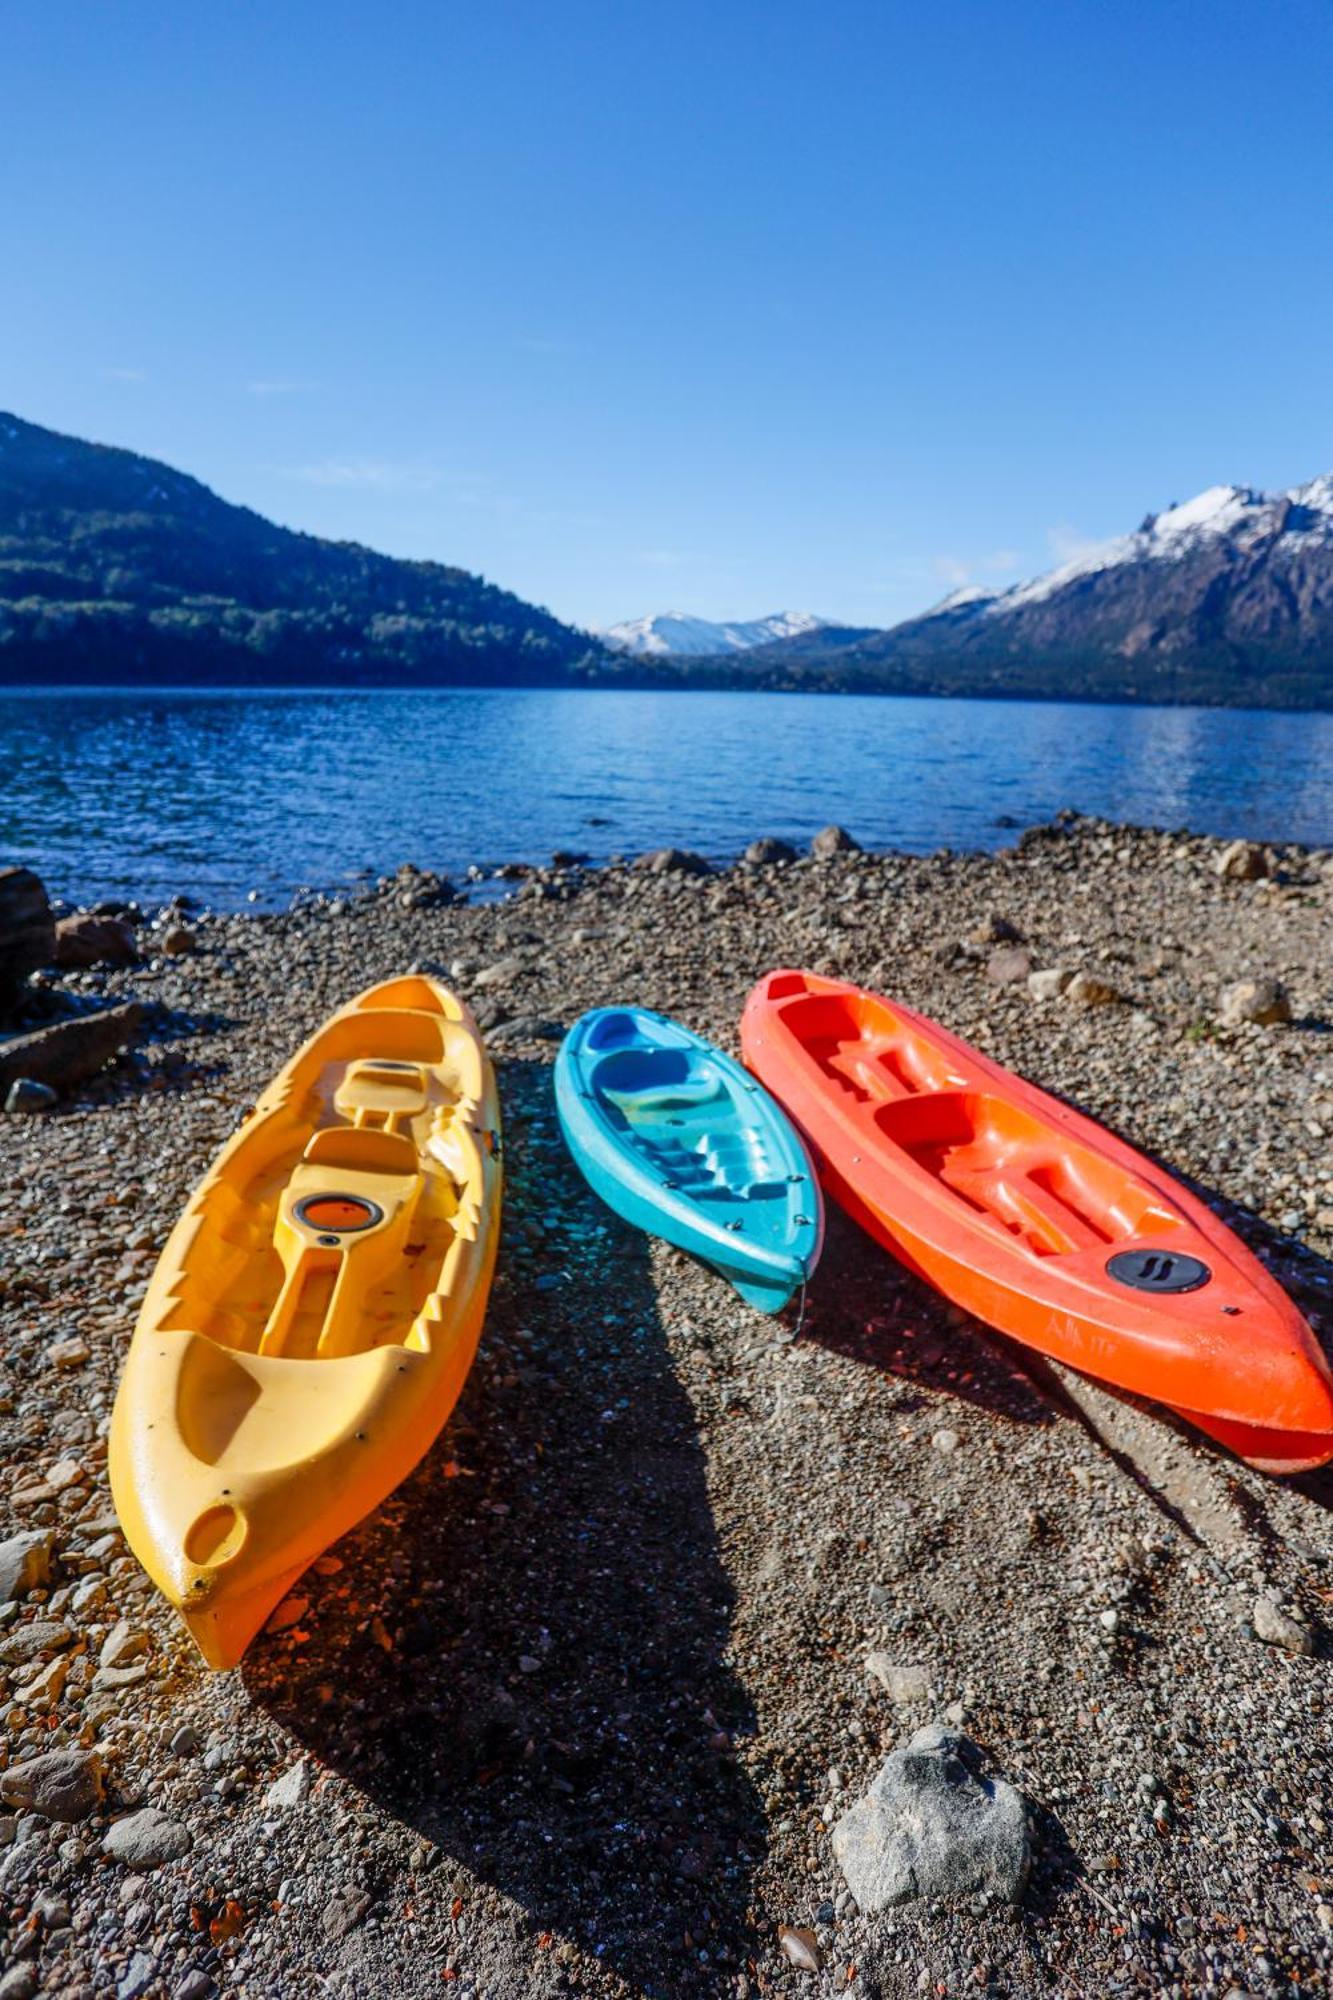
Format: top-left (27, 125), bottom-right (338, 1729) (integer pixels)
top-left (603, 609), bottom-right (828, 657)
top-left (0, 413), bottom-right (602, 686)
top-left (727, 477), bottom-right (1333, 707)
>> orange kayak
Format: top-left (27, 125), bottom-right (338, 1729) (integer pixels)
top-left (741, 971), bottom-right (1333, 1473)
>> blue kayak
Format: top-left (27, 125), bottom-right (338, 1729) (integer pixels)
top-left (554, 1006), bottom-right (823, 1312)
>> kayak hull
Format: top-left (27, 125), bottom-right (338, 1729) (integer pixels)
top-left (109, 975), bottom-right (502, 1668)
top-left (555, 1006), bottom-right (822, 1312)
top-left (741, 971), bottom-right (1333, 1472)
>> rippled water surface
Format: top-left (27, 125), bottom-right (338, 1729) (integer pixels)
top-left (4, 685), bottom-right (1332, 909)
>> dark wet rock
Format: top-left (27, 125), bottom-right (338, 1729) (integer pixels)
top-left (3, 1078), bottom-right (58, 1113)
top-left (1220, 976), bottom-right (1291, 1027)
top-left (1, 1746), bottom-right (105, 1822)
top-left (54, 910), bottom-right (138, 968)
top-left (633, 847), bottom-right (712, 876)
top-left (0, 866), bottom-right (55, 1006)
top-left (743, 836), bottom-right (798, 867)
top-left (0, 1001), bottom-right (144, 1096)
top-left (161, 925), bottom-right (196, 956)
top-left (104, 1806), bottom-right (193, 1868)
top-left (831, 1725), bottom-right (1030, 1912)
top-left (0, 1529), bottom-right (54, 1605)
top-left (810, 824), bottom-right (861, 858)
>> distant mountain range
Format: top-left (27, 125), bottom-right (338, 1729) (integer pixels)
top-left (603, 609), bottom-right (829, 657)
top-left (665, 477), bottom-right (1333, 707)
top-left (0, 412), bottom-right (598, 686)
top-left (2, 412), bottom-right (1331, 707)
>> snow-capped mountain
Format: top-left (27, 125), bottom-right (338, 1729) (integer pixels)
top-left (732, 473), bottom-right (1333, 706)
top-left (915, 476), bottom-right (1333, 628)
top-left (603, 609), bottom-right (826, 657)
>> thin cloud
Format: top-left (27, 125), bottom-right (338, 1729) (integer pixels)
top-left (102, 366), bottom-right (147, 383)
top-left (636, 547), bottom-right (686, 569)
top-left (280, 459), bottom-right (440, 492)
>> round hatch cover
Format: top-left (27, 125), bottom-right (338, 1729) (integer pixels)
top-left (294, 1193), bottom-right (384, 1234)
top-left (1106, 1249), bottom-right (1211, 1294)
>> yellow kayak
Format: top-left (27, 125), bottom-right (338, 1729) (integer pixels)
top-left (109, 975), bottom-right (502, 1669)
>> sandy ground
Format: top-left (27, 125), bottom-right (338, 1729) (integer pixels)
top-left (3, 813), bottom-right (1333, 2000)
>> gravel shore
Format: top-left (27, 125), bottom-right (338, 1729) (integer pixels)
top-left (3, 814), bottom-right (1333, 2000)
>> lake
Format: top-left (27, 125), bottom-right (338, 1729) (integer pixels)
top-left (4, 685), bottom-right (1332, 910)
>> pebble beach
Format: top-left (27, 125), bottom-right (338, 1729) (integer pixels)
top-left (3, 813), bottom-right (1333, 2000)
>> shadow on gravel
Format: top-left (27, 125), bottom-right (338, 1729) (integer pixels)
top-left (801, 1207), bottom-right (1056, 1428)
top-left (245, 1055), bottom-right (765, 1997)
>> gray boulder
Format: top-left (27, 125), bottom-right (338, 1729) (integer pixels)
top-left (104, 1806), bottom-right (192, 1868)
top-left (743, 836), bottom-right (798, 867)
top-left (811, 824), bottom-right (861, 859)
top-left (831, 1725), bottom-right (1030, 1913)
top-left (633, 847), bottom-right (713, 876)
top-left (0, 1746), bottom-right (104, 1822)
top-left (0, 1529), bottom-right (54, 1605)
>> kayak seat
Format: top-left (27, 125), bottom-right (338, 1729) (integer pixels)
top-left (875, 1090), bottom-right (1184, 1258)
top-left (302, 1124), bottom-right (420, 1177)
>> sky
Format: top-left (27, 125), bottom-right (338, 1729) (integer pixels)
top-left (3, 0), bottom-right (1332, 634)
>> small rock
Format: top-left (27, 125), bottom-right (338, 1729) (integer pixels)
top-left (100, 1621), bottom-right (151, 1669)
top-left (0, 1966), bottom-right (39, 2000)
top-left (169, 1725), bottom-right (202, 1758)
top-left (1027, 967), bottom-right (1073, 1001)
top-left (104, 1806), bottom-right (193, 1869)
top-left (865, 1655), bottom-right (932, 1703)
top-left (932, 1428), bottom-right (961, 1454)
top-left (322, 1887), bottom-right (372, 1939)
top-left (1251, 1595), bottom-right (1315, 1656)
top-left (117, 1951), bottom-right (159, 2000)
top-left (161, 925), bottom-right (196, 956)
top-left (831, 1725), bottom-right (1030, 1913)
top-left (632, 846), bottom-right (712, 876)
top-left (985, 945), bottom-right (1034, 985)
top-left (0, 1530), bottom-right (54, 1605)
top-left (263, 1760), bottom-right (312, 1810)
top-left (44, 1335), bottom-right (91, 1369)
top-left (811, 824), bottom-right (861, 859)
top-left (777, 1925), bottom-right (822, 1972)
top-left (0, 1746), bottom-right (104, 1822)
top-left (174, 1973), bottom-right (214, 2000)
top-left (474, 956), bottom-right (526, 988)
top-left (1220, 977), bottom-right (1292, 1028)
top-left (969, 914), bottom-right (1023, 945)
top-left (1214, 839), bottom-right (1269, 881)
top-left (1065, 971), bottom-right (1121, 1007)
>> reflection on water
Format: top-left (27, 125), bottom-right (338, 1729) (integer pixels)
top-left (2, 684), bottom-right (1331, 909)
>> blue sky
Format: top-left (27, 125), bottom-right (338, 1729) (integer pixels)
top-left (3, 0), bottom-right (1332, 632)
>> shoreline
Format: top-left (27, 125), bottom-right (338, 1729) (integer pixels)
top-left (3, 815), bottom-right (1332, 1999)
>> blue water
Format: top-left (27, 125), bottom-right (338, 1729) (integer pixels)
top-left (3, 685), bottom-right (1332, 911)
